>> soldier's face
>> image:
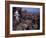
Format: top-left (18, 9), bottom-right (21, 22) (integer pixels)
top-left (34, 16), bottom-right (38, 20)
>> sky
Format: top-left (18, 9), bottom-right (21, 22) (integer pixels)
top-left (22, 8), bottom-right (40, 14)
top-left (13, 7), bottom-right (40, 14)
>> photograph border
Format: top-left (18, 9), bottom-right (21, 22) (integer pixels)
top-left (5, 1), bottom-right (45, 37)
top-left (10, 4), bottom-right (42, 34)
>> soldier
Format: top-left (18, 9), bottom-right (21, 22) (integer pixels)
top-left (32, 15), bottom-right (39, 30)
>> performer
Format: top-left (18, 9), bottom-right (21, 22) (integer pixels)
top-left (14, 10), bottom-right (20, 22)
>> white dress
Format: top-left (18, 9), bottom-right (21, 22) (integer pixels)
top-left (14, 10), bottom-right (20, 22)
